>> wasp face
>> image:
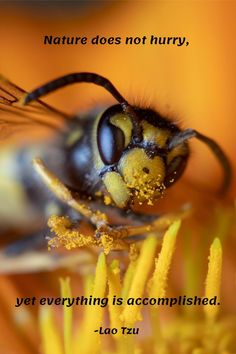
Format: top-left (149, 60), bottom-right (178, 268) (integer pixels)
top-left (97, 104), bottom-right (189, 208)
top-left (17, 71), bottom-right (230, 210)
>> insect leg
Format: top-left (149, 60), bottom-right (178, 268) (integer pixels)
top-left (110, 204), bottom-right (191, 240)
top-left (33, 158), bottom-right (109, 227)
top-left (33, 159), bottom-right (189, 253)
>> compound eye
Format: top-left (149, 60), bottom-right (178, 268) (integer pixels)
top-left (97, 116), bottom-right (125, 165)
top-left (164, 155), bottom-right (188, 187)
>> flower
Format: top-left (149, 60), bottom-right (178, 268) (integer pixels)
top-left (0, 3), bottom-right (235, 353)
top-left (37, 217), bottom-right (236, 354)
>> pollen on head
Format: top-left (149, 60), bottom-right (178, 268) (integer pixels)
top-left (126, 171), bottom-right (166, 205)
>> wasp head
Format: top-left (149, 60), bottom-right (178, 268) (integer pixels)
top-left (96, 104), bottom-right (189, 208)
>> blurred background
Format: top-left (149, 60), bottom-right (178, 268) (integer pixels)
top-left (0, 1), bottom-right (235, 353)
top-left (0, 1), bottom-right (235, 196)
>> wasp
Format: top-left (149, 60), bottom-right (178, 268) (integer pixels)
top-left (0, 73), bottom-right (232, 271)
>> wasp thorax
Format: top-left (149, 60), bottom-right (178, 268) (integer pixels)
top-left (119, 148), bottom-right (166, 206)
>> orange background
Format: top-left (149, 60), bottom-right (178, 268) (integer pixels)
top-left (0, 1), bottom-right (235, 197)
top-left (0, 3), bottom-right (235, 353)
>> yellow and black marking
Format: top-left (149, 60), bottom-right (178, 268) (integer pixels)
top-left (21, 71), bottom-right (231, 202)
top-left (92, 104), bottom-right (190, 208)
top-left (0, 72), bottom-right (232, 257)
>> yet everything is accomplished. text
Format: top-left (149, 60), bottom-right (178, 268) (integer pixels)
top-left (15, 295), bottom-right (219, 308)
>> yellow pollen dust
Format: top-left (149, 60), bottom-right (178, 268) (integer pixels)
top-left (47, 215), bottom-right (133, 254)
top-left (103, 195), bottom-right (112, 205)
top-left (47, 215), bottom-right (96, 250)
top-left (99, 234), bottom-right (114, 255)
top-left (126, 171), bottom-right (166, 206)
